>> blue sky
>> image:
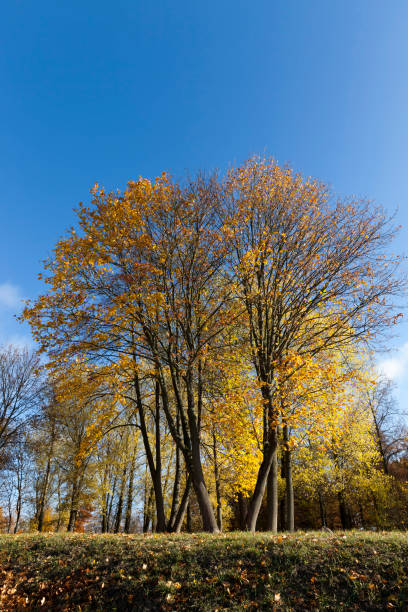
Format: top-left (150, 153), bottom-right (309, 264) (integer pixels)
top-left (1, 0), bottom-right (408, 401)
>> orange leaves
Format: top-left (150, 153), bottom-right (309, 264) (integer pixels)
top-left (19, 156), bottom-right (403, 532)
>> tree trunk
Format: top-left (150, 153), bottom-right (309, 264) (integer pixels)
top-left (266, 440), bottom-right (278, 532)
top-left (173, 475), bottom-right (192, 533)
top-left (369, 399), bottom-right (389, 475)
top-left (38, 418), bottom-right (57, 532)
top-left (153, 381), bottom-right (166, 532)
top-left (114, 466), bottom-right (127, 533)
top-left (246, 427), bottom-right (278, 531)
top-left (238, 492), bottom-right (246, 531)
top-left (101, 504), bottom-right (108, 533)
top-left (67, 480), bottom-right (79, 532)
top-left (191, 453), bottom-right (219, 532)
top-left (167, 410), bottom-right (181, 531)
top-left (283, 425), bottom-right (294, 532)
top-left (124, 447), bottom-right (137, 533)
top-left (134, 373), bottom-right (167, 532)
top-left (106, 472), bottom-right (118, 532)
top-left (100, 463), bottom-right (109, 533)
top-left (159, 362), bottom-right (219, 532)
top-left (143, 486), bottom-right (154, 533)
top-left (56, 477), bottom-right (63, 531)
top-left (6, 502), bottom-right (12, 534)
top-left (67, 469), bottom-right (85, 532)
top-left (338, 492), bottom-right (351, 529)
top-left (13, 456), bottom-right (23, 534)
top-left (67, 508), bottom-right (77, 532)
top-left (359, 501), bottom-right (365, 529)
top-left (38, 455), bottom-right (52, 532)
top-left (186, 376), bottom-right (219, 533)
top-left (279, 449), bottom-right (286, 531)
top-left (318, 490), bottom-right (327, 528)
top-left (13, 492), bottom-right (22, 534)
top-left (212, 431), bottom-right (223, 531)
top-left (371, 490), bottom-right (382, 528)
top-left (186, 500), bottom-right (192, 533)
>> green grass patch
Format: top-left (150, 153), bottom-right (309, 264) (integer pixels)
top-left (0, 531), bottom-right (407, 610)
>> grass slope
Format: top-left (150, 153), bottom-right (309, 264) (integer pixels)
top-left (0, 531), bottom-right (407, 611)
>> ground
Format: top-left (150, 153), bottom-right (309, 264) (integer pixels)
top-left (0, 531), bottom-right (407, 611)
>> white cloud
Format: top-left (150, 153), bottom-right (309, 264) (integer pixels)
top-left (0, 282), bottom-right (24, 309)
top-left (0, 283), bottom-right (31, 349)
top-left (377, 342), bottom-right (408, 381)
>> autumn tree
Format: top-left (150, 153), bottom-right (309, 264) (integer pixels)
top-left (293, 392), bottom-right (390, 529)
top-left (221, 157), bottom-right (403, 530)
top-left (27, 385), bottom-right (62, 532)
top-left (23, 174), bottom-right (232, 531)
top-left (0, 346), bottom-right (41, 467)
top-left (362, 374), bottom-right (407, 475)
top-left (22, 157), bottom-right (404, 533)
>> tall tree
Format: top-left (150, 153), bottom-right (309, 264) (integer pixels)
top-left (222, 157), bottom-right (403, 530)
top-left (22, 159), bottom-right (403, 533)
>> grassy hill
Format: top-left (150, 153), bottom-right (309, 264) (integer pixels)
top-left (0, 531), bottom-right (407, 610)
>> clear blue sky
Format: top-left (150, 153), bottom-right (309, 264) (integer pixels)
top-left (1, 1), bottom-right (408, 399)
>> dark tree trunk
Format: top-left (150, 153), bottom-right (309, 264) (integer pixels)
top-left (67, 508), bottom-right (77, 532)
top-left (143, 486), bottom-right (154, 533)
top-left (371, 491), bottom-right (380, 528)
top-left (167, 410), bottom-right (181, 531)
top-left (107, 476), bottom-right (117, 532)
top-left (134, 373), bottom-right (167, 532)
top-left (186, 500), bottom-right (192, 533)
top-left (100, 463), bottom-right (109, 533)
top-left (38, 418), bottom-right (57, 532)
top-left (114, 466), bottom-right (127, 533)
top-left (13, 455), bottom-right (24, 534)
top-left (246, 427), bottom-right (278, 531)
top-left (173, 475), bottom-right (192, 533)
top-left (318, 490), bottom-right (327, 528)
top-left (38, 455), bottom-right (52, 532)
top-left (338, 492), bottom-right (352, 529)
top-left (266, 440), bottom-right (278, 532)
top-left (238, 492), bottom-right (247, 530)
top-left (186, 375), bottom-right (219, 533)
top-left (56, 478), bottom-right (63, 531)
top-left (190, 434), bottom-right (219, 532)
top-left (67, 469), bottom-right (86, 532)
top-left (158, 362), bottom-right (219, 533)
top-left (67, 480), bottom-right (79, 532)
top-left (6, 502), bottom-right (12, 534)
top-left (106, 492), bottom-right (113, 532)
top-left (283, 425), bottom-right (294, 532)
top-left (279, 450), bottom-right (286, 531)
top-left (190, 452), bottom-right (219, 532)
top-left (13, 492), bottom-right (22, 534)
top-left (101, 504), bottom-right (108, 534)
top-left (359, 501), bottom-right (365, 529)
top-left (212, 431), bottom-right (223, 531)
top-left (369, 400), bottom-right (390, 475)
top-left (153, 380), bottom-right (166, 532)
top-left (124, 447), bottom-right (137, 533)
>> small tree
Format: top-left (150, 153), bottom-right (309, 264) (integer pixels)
top-left (0, 345), bottom-right (41, 466)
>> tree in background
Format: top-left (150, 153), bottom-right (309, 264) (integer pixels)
top-left (0, 346), bottom-right (41, 467)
